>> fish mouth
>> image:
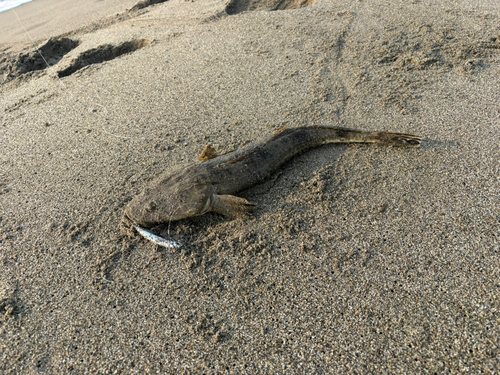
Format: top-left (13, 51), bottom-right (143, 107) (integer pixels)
top-left (122, 206), bottom-right (141, 226)
top-left (123, 205), bottom-right (157, 228)
top-left (121, 208), bottom-right (135, 227)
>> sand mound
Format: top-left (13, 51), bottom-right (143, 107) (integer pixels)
top-left (130, 0), bottom-right (169, 12)
top-left (57, 39), bottom-right (152, 77)
top-left (0, 37), bottom-right (79, 82)
top-left (225, 0), bottom-right (317, 15)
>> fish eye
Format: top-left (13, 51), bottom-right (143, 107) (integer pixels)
top-left (146, 201), bottom-right (157, 212)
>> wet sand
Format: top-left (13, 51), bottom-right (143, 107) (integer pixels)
top-left (1, 0), bottom-right (500, 373)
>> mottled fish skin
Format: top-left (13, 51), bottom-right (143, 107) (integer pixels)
top-left (125, 126), bottom-right (422, 228)
top-left (134, 223), bottom-right (182, 249)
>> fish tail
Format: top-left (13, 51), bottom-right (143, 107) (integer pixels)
top-left (364, 131), bottom-right (422, 147)
top-left (313, 127), bottom-right (422, 147)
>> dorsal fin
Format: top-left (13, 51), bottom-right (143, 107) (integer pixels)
top-left (198, 144), bottom-right (218, 161)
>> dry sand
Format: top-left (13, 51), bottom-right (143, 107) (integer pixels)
top-left (1, 0), bottom-right (500, 373)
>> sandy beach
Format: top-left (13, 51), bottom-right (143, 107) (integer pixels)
top-left (1, 0), bottom-right (499, 373)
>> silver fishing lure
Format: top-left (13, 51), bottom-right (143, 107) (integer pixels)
top-left (133, 223), bottom-right (182, 249)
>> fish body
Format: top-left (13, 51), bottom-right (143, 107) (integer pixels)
top-left (134, 223), bottom-right (182, 249)
top-left (125, 126), bottom-right (421, 228)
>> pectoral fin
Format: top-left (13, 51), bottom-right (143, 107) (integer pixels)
top-left (211, 194), bottom-right (256, 217)
top-left (198, 144), bottom-right (219, 161)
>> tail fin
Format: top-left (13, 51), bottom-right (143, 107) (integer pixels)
top-left (367, 131), bottom-right (422, 147)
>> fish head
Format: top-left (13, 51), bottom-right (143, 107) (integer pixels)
top-left (124, 172), bottom-right (215, 227)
